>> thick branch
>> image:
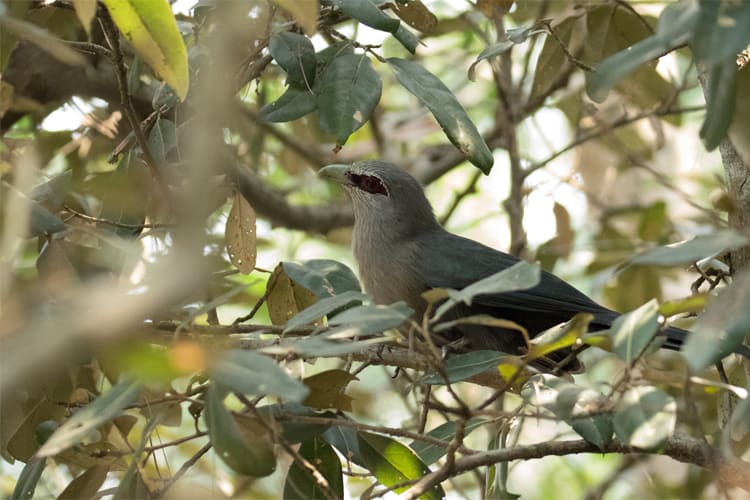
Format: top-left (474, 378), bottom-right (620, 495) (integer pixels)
top-left (401, 433), bottom-right (750, 499)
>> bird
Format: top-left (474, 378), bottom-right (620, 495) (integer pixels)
top-left (320, 160), bottom-right (750, 372)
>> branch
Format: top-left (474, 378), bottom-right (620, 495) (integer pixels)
top-left (400, 433), bottom-right (750, 499)
top-left (224, 154), bottom-right (354, 233)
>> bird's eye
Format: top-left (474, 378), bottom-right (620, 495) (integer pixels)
top-left (347, 173), bottom-right (388, 196)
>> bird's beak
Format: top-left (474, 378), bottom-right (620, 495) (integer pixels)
top-left (318, 164), bottom-right (349, 184)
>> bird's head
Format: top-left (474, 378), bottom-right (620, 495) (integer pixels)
top-left (320, 160), bottom-right (439, 237)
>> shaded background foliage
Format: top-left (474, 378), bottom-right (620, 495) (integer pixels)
top-left (1, 0), bottom-right (750, 498)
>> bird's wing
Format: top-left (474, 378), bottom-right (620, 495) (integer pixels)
top-left (417, 231), bottom-right (618, 327)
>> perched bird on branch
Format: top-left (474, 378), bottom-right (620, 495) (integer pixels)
top-left (320, 160), bottom-right (750, 373)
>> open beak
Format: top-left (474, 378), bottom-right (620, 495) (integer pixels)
top-left (318, 164), bottom-right (350, 184)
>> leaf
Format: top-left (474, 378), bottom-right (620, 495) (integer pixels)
top-left (530, 16), bottom-right (578, 101)
top-left (258, 403), bottom-right (339, 444)
top-left (691, 1), bottom-right (750, 67)
top-left (700, 58), bottom-right (738, 151)
top-left (102, 0), bottom-right (189, 100)
top-left (284, 438), bottom-right (343, 500)
top-left (0, 16), bottom-right (86, 66)
top-left (303, 369), bottom-right (358, 411)
top-left (356, 431), bottom-right (444, 500)
top-left (435, 261), bottom-right (540, 319)
top-left (327, 301), bottom-right (413, 335)
top-left (467, 41), bottom-right (514, 81)
top-left (269, 32), bottom-right (317, 88)
top-left (72, 0), bottom-right (97, 35)
top-left (225, 192), bottom-right (257, 274)
top-left (316, 53), bottom-right (382, 144)
top-left (266, 264), bottom-right (319, 325)
top-left (683, 269), bottom-right (750, 370)
top-left (422, 351), bottom-right (505, 385)
top-left (586, 3), bottom-right (699, 103)
top-left (284, 290), bottom-right (366, 332)
top-left (209, 349), bottom-right (309, 402)
top-left (271, 0), bottom-right (319, 35)
top-left (36, 378), bottom-right (141, 457)
top-left (522, 374), bottom-right (613, 449)
top-left (3, 183), bottom-right (66, 237)
top-left (393, 24), bottom-right (419, 54)
top-left (608, 300), bottom-right (660, 363)
top-left (658, 294), bottom-right (708, 317)
top-left (392, 0), bottom-right (437, 34)
top-left (283, 259), bottom-right (361, 298)
top-left (613, 386), bottom-right (676, 449)
top-left (630, 230), bottom-right (750, 266)
top-left (147, 117), bottom-right (177, 164)
top-left (527, 313), bottom-right (592, 360)
top-left (410, 418), bottom-right (485, 465)
top-left (332, 0), bottom-right (399, 33)
top-left (58, 465), bottom-right (109, 500)
top-left (259, 86), bottom-right (317, 123)
top-left (204, 384), bottom-right (276, 477)
top-left (388, 57), bottom-right (494, 173)
top-left (31, 171), bottom-right (72, 210)
top-left (10, 457), bottom-right (46, 500)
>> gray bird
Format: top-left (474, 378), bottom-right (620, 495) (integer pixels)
top-left (320, 160), bottom-right (750, 372)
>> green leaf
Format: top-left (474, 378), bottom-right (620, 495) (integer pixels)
top-left (102, 0), bottom-right (189, 100)
top-left (422, 350), bottom-right (505, 385)
top-left (332, 0), bottom-right (399, 33)
top-left (393, 24), bottom-right (419, 54)
top-left (58, 465), bottom-right (109, 500)
top-left (282, 259), bottom-right (361, 298)
top-left (258, 403), bottom-right (339, 444)
top-left (700, 58), bottom-right (738, 151)
top-left (36, 378), bottom-right (141, 457)
top-left (528, 313), bottom-right (592, 360)
top-left (410, 418), bottom-right (485, 465)
top-left (683, 269), bottom-right (750, 370)
top-left (327, 301), bottom-right (413, 335)
top-left (586, 3), bottom-right (699, 103)
top-left (284, 290), bottom-right (366, 332)
top-left (522, 374), bottom-right (613, 449)
top-left (259, 86), bottom-right (317, 123)
top-left (357, 431), bottom-right (444, 499)
top-left (608, 299), bottom-right (660, 363)
top-left (269, 32), bottom-right (317, 88)
top-left (530, 16), bottom-right (578, 101)
top-left (630, 230), bottom-right (750, 266)
top-left (613, 386), bottom-right (676, 449)
top-left (388, 57), bottom-right (494, 173)
top-left (2, 183), bottom-right (66, 237)
top-left (316, 53), bottom-right (382, 144)
top-left (204, 384), bottom-right (276, 477)
top-left (303, 369), bottom-right (357, 411)
top-left (10, 457), bottom-right (46, 500)
top-left (31, 171), bottom-right (72, 209)
top-left (147, 117), bottom-right (177, 164)
top-left (209, 350), bottom-right (309, 402)
top-left (691, 1), bottom-right (750, 66)
top-left (284, 438), bottom-right (343, 500)
top-left (435, 261), bottom-right (540, 319)
top-left (467, 41), bottom-right (514, 81)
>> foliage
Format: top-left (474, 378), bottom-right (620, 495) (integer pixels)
top-left (1, 0), bottom-right (750, 498)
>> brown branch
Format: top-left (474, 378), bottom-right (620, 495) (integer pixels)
top-left (98, 12), bottom-right (172, 208)
top-left (401, 433), bottom-right (750, 499)
top-left (224, 154), bottom-right (354, 233)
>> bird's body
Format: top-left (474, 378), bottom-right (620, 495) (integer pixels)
top-left (322, 160), bottom-right (750, 371)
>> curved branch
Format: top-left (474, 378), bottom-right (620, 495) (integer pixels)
top-left (224, 155), bottom-right (354, 233)
top-left (401, 433), bottom-right (750, 499)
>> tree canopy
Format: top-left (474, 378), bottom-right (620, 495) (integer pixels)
top-left (1, 0), bottom-right (750, 498)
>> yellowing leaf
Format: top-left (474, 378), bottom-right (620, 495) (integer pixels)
top-left (73, 0), bottom-right (97, 35)
top-left (303, 369), bottom-right (357, 411)
top-left (102, 0), bottom-right (189, 100)
top-left (225, 192), bottom-right (257, 274)
top-left (272, 0), bottom-right (319, 35)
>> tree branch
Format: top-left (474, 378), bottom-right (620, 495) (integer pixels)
top-left (401, 433), bottom-right (750, 499)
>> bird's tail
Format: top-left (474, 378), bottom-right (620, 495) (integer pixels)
top-left (662, 326), bottom-right (750, 360)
